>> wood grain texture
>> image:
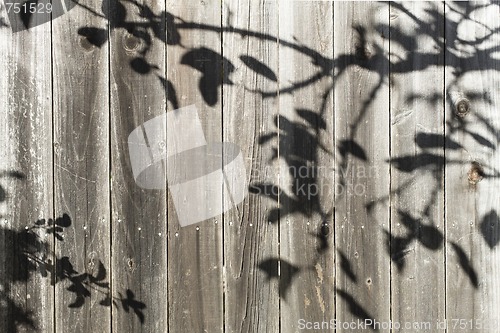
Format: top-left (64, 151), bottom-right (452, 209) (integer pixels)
top-left (445, 2), bottom-right (500, 331)
top-left (278, 1), bottom-right (335, 331)
top-left (222, 1), bottom-right (279, 332)
top-left (1, 1), bottom-right (500, 332)
top-left (334, 2), bottom-right (390, 332)
top-left (166, 1), bottom-right (224, 332)
top-left (0, 6), bottom-right (54, 333)
top-left (52, 2), bottom-right (111, 332)
top-left (389, 2), bottom-right (445, 330)
top-left (109, 0), bottom-right (168, 332)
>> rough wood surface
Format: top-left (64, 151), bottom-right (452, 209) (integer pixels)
top-left (334, 2), bottom-right (391, 332)
top-left (222, 1), bottom-right (279, 332)
top-left (389, 2), bottom-right (445, 330)
top-left (445, 2), bottom-right (500, 332)
top-left (0, 1), bottom-right (499, 332)
top-left (52, 1), bottom-right (111, 332)
top-left (278, 1), bottom-right (335, 332)
top-left (166, 1), bottom-right (224, 332)
top-left (0, 6), bottom-right (54, 333)
top-left (109, 1), bottom-right (168, 332)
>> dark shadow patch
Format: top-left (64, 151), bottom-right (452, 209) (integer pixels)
top-left (258, 258), bottom-right (300, 300)
top-left (480, 210), bottom-right (500, 249)
top-left (339, 139), bottom-right (368, 161)
top-left (119, 290), bottom-right (146, 324)
top-left (450, 242), bottom-right (479, 288)
top-left (296, 109), bottom-right (327, 130)
top-left (130, 57), bottom-right (158, 74)
top-left (389, 153), bottom-right (445, 172)
top-left (338, 250), bottom-right (357, 283)
top-left (415, 132), bottom-right (462, 150)
top-left (180, 47), bottom-right (235, 106)
top-left (336, 289), bottom-right (377, 330)
top-left (240, 55), bottom-right (278, 82)
top-left (77, 27), bottom-right (108, 47)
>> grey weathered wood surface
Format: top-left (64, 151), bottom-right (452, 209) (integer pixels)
top-left (109, 0), bottom-right (168, 332)
top-left (0, 6), bottom-right (54, 333)
top-left (334, 2), bottom-right (391, 332)
top-left (166, 1), bottom-right (224, 332)
top-left (445, 2), bottom-right (500, 332)
top-left (222, 1), bottom-right (279, 332)
top-left (389, 2), bottom-right (445, 330)
top-left (0, 1), bottom-right (499, 333)
top-left (52, 1), bottom-right (111, 332)
top-left (279, 2), bottom-right (335, 332)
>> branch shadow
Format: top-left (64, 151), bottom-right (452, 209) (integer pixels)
top-left (67, 0), bottom-right (500, 323)
top-left (0, 171), bottom-right (145, 331)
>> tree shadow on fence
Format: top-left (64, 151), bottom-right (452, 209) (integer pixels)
top-left (1, 0), bottom-right (499, 328)
top-left (73, 0), bottom-right (500, 319)
top-left (0, 171), bottom-right (144, 332)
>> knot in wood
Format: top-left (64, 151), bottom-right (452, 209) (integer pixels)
top-left (468, 162), bottom-right (484, 185)
top-left (123, 34), bottom-right (142, 52)
top-left (454, 98), bottom-right (470, 117)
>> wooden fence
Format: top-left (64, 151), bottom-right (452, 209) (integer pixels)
top-left (0, 0), bottom-right (499, 332)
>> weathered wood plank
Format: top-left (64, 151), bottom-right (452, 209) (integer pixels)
top-left (166, 0), bottom-right (224, 332)
top-left (278, 1), bottom-right (335, 331)
top-left (445, 2), bottom-right (500, 331)
top-left (222, 1), bottom-right (279, 332)
top-left (389, 2), bottom-right (445, 330)
top-left (109, 0), bottom-right (168, 332)
top-left (1, 2), bottom-right (499, 332)
top-left (334, 2), bottom-right (391, 332)
top-left (52, 1), bottom-right (111, 332)
top-left (0, 6), bottom-right (54, 333)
